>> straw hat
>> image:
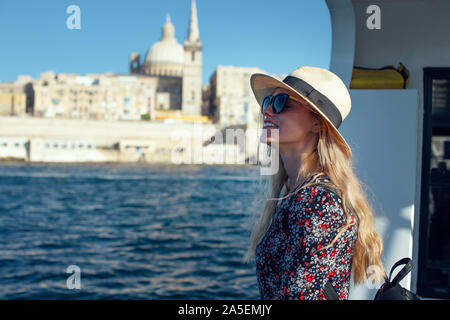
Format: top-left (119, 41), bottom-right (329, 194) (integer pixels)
top-left (250, 66), bottom-right (352, 155)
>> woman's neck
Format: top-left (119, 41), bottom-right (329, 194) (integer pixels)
top-left (280, 144), bottom-right (320, 192)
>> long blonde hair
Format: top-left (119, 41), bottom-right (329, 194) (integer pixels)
top-left (243, 110), bottom-right (385, 284)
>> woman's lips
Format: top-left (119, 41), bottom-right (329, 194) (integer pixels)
top-left (263, 119), bottom-right (278, 129)
top-left (263, 123), bottom-right (279, 129)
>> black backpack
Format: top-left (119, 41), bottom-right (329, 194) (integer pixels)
top-left (323, 257), bottom-right (421, 300)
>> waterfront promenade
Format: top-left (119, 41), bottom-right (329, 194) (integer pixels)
top-left (0, 116), bottom-right (259, 165)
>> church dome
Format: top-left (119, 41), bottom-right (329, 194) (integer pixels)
top-left (146, 15), bottom-right (184, 66)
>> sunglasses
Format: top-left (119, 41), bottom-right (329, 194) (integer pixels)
top-left (261, 93), bottom-right (292, 114)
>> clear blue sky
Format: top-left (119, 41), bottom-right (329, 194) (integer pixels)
top-left (0, 0), bottom-right (332, 85)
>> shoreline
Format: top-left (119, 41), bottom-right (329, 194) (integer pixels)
top-left (0, 159), bottom-right (260, 167)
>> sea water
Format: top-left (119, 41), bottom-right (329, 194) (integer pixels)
top-left (0, 163), bottom-right (264, 299)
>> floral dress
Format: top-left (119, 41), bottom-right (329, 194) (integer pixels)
top-left (255, 174), bottom-right (357, 300)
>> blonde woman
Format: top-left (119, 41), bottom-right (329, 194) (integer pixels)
top-left (244, 66), bottom-right (384, 300)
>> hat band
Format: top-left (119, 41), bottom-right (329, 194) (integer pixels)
top-left (283, 76), bottom-right (343, 129)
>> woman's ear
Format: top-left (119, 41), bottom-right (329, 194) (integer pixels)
top-left (311, 115), bottom-right (322, 134)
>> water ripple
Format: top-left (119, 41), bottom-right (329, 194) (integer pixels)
top-left (0, 163), bottom-right (263, 299)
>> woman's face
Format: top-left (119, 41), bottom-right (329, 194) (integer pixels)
top-left (261, 87), bottom-right (321, 148)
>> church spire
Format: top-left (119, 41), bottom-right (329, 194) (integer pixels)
top-left (161, 12), bottom-right (175, 40)
top-left (185, 0), bottom-right (201, 45)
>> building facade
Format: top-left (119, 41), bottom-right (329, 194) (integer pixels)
top-left (2, 0), bottom-right (204, 122)
top-left (32, 71), bottom-right (159, 121)
top-left (0, 0), bottom-right (279, 132)
top-left (129, 0), bottom-right (202, 116)
top-left (0, 77), bottom-right (32, 116)
top-left (209, 65), bottom-right (267, 127)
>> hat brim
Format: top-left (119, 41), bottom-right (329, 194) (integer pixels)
top-left (250, 73), bottom-right (352, 157)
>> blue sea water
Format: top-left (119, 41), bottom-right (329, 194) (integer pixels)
top-left (0, 163), bottom-right (264, 299)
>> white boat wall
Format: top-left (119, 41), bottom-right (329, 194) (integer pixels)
top-left (326, 0), bottom-right (450, 299)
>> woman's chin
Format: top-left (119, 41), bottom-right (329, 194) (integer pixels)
top-left (260, 128), bottom-right (281, 146)
top-left (260, 134), bottom-right (279, 147)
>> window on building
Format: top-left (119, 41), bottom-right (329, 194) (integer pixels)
top-left (192, 51), bottom-right (195, 62)
top-left (418, 68), bottom-right (450, 299)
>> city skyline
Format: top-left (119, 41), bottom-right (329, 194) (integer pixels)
top-left (0, 0), bottom-right (332, 85)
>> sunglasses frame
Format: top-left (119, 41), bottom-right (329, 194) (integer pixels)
top-left (261, 93), bottom-right (291, 114)
top-left (261, 93), bottom-right (318, 116)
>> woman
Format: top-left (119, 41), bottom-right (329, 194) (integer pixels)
top-left (244, 66), bottom-right (384, 300)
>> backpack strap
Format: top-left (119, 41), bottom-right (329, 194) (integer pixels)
top-left (310, 174), bottom-right (341, 197)
top-left (389, 257), bottom-right (413, 286)
top-left (323, 281), bottom-right (340, 300)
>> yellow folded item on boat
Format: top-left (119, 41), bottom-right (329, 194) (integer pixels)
top-left (350, 63), bottom-right (410, 89)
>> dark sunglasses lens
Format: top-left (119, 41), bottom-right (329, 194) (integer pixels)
top-left (261, 96), bottom-right (271, 112)
top-left (273, 94), bottom-right (288, 113)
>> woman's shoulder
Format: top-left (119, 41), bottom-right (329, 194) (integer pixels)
top-left (295, 182), bottom-right (343, 207)
top-left (290, 175), bottom-right (345, 219)
top-left (281, 173), bottom-right (342, 207)
top-left (288, 174), bottom-right (356, 234)
top-left (294, 173), bottom-right (341, 199)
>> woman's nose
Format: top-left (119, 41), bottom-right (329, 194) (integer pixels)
top-left (263, 104), bottom-right (275, 117)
